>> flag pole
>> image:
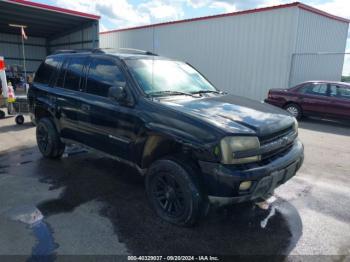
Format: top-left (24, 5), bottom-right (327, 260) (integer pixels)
top-left (21, 26), bottom-right (27, 85)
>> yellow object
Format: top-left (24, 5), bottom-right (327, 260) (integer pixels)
top-left (7, 97), bottom-right (16, 103)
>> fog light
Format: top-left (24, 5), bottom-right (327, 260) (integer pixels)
top-left (239, 181), bottom-right (252, 191)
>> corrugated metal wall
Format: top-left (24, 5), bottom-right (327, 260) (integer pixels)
top-left (289, 9), bottom-right (349, 86)
top-left (100, 6), bottom-right (348, 101)
top-left (101, 7), bottom-right (299, 101)
top-left (101, 27), bottom-right (154, 51)
top-left (0, 33), bottom-right (46, 73)
top-left (48, 22), bottom-right (99, 53)
top-left (0, 22), bottom-right (99, 75)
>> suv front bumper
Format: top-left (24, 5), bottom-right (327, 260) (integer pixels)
top-left (198, 139), bottom-right (304, 206)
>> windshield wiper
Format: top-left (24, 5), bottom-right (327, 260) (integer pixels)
top-left (191, 90), bottom-right (223, 94)
top-left (148, 90), bottom-right (199, 97)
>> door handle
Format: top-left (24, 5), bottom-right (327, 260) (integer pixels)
top-left (81, 104), bottom-right (90, 111)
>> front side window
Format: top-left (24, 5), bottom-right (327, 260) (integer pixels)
top-left (125, 59), bottom-right (217, 96)
top-left (330, 84), bottom-right (350, 100)
top-left (64, 57), bottom-right (86, 91)
top-left (299, 83), bottom-right (328, 96)
top-left (86, 58), bottom-right (125, 97)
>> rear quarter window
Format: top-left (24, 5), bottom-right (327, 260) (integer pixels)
top-left (34, 57), bottom-right (60, 85)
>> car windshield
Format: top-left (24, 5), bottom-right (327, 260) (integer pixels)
top-left (125, 58), bottom-right (217, 96)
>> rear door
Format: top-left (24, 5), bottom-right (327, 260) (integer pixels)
top-left (297, 83), bottom-right (331, 116)
top-left (328, 84), bottom-right (350, 120)
top-left (52, 55), bottom-right (88, 143)
top-left (78, 56), bottom-right (139, 160)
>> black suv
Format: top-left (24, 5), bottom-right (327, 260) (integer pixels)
top-left (28, 49), bottom-right (304, 226)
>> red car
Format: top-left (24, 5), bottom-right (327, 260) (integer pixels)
top-left (265, 81), bottom-right (350, 120)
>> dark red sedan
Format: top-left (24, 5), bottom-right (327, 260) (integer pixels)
top-left (265, 81), bottom-right (350, 120)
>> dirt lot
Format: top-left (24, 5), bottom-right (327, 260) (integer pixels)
top-left (0, 114), bottom-right (349, 260)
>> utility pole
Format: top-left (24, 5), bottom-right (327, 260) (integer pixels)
top-left (21, 26), bottom-right (27, 85)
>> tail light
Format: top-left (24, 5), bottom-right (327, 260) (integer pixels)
top-left (268, 90), bottom-right (272, 98)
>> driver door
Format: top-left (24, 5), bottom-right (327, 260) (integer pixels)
top-left (78, 56), bottom-right (139, 161)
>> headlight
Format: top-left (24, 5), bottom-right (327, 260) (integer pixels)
top-left (220, 136), bottom-right (260, 164)
top-left (293, 118), bottom-right (299, 134)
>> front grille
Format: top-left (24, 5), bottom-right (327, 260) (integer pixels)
top-left (259, 125), bottom-right (296, 161)
top-left (260, 125), bottom-right (294, 145)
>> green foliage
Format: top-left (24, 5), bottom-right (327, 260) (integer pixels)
top-left (341, 76), bottom-right (350, 82)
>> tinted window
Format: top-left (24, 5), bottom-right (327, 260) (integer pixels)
top-left (338, 86), bottom-right (350, 99)
top-left (329, 84), bottom-right (337, 96)
top-left (330, 84), bottom-right (350, 100)
top-left (55, 59), bottom-right (68, 88)
top-left (34, 57), bottom-right (60, 85)
top-left (86, 58), bottom-right (125, 97)
top-left (64, 57), bottom-right (86, 91)
top-left (299, 83), bottom-right (328, 96)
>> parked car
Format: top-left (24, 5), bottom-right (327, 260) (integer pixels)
top-left (28, 49), bottom-right (304, 226)
top-left (265, 81), bottom-right (350, 120)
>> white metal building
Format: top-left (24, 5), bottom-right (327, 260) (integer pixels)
top-left (100, 2), bottom-right (349, 101)
top-left (0, 0), bottom-right (100, 74)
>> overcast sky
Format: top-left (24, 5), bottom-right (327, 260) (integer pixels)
top-left (31, 0), bottom-right (350, 75)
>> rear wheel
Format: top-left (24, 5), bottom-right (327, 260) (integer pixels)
top-left (284, 103), bottom-right (302, 120)
top-left (36, 117), bottom-right (65, 159)
top-left (145, 156), bottom-right (205, 227)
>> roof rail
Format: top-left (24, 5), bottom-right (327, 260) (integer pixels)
top-left (52, 48), bottom-right (105, 55)
top-left (117, 48), bottom-right (158, 56)
top-left (98, 48), bottom-right (158, 55)
top-left (51, 48), bottom-right (158, 56)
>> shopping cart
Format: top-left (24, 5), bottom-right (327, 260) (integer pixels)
top-left (7, 95), bottom-right (31, 125)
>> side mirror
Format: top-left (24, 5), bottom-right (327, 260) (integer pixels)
top-left (108, 84), bottom-right (126, 102)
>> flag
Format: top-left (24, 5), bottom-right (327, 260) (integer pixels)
top-left (21, 27), bottom-right (27, 40)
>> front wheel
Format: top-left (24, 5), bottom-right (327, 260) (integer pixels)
top-left (145, 156), bottom-right (205, 227)
top-left (284, 103), bottom-right (302, 120)
top-left (36, 117), bottom-right (65, 159)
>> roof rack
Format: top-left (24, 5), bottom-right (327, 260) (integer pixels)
top-left (119, 48), bottom-right (158, 56)
top-left (51, 48), bottom-right (158, 56)
top-left (101, 48), bottom-right (158, 56)
top-left (52, 48), bottom-right (104, 55)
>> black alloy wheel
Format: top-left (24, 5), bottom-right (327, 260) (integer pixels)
top-left (145, 156), bottom-right (206, 226)
top-left (36, 117), bottom-right (65, 159)
top-left (152, 173), bottom-right (186, 218)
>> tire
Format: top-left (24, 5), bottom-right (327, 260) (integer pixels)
top-left (36, 117), bottom-right (65, 159)
top-left (0, 110), bottom-right (5, 119)
top-left (284, 103), bottom-right (302, 120)
top-left (145, 156), bottom-right (205, 227)
top-left (15, 115), bottom-right (24, 125)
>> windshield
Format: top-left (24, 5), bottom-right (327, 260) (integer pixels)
top-left (125, 59), bottom-right (217, 96)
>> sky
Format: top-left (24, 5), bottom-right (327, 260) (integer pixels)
top-left (30, 0), bottom-right (350, 75)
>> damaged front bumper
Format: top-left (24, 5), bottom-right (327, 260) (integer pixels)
top-left (199, 139), bottom-right (304, 206)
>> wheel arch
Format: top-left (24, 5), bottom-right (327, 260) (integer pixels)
top-left (34, 105), bottom-right (53, 121)
top-left (140, 135), bottom-right (199, 169)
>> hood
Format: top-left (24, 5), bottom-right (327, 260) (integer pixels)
top-left (157, 94), bottom-right (295, 136)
